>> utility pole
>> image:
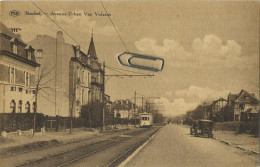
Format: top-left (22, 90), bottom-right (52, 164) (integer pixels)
top-left (141, 97), bottom-right (144, 113)
top-left (101, 65), bottom-right (155, 130)
top-left (134, 91), bottom-right (136, 127)
top-left (102, 62), bottom-right (105, 130)
top-left (70, 62), bottom-right (76, 134)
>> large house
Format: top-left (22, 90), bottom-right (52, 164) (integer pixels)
top-left (209, 98), bottom-right (228, 121)
top-left (0, 22), bottom-right (39, 114)
top-left (29, 32), bottom-right (104, 117)
top-left (227, 89), bottom-right (259, 121)
top-left (112, 99), bottom-right (135, 119)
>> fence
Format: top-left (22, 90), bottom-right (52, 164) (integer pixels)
top-left (214, 121), bottom-right (259, 135)
top-left (0, 113), bottom-right (45, 133)
top-left (0, 113), bottom-right (139, 134)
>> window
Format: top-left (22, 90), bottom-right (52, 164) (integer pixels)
top-left (77, 67), bottom-right (80, 82)
top-left (9, 67), bottom-right (15, 83)
top-left (28, 51), bottom-right (32, 60)
top-left (33, 102), bottom-right (36, 113)
top-left (19, 87), bottom-right (23, 92)
top-left (82, 70), bottom-right (84, 84)
top-left (25, 101), bottom-right (30, 113)
top-left (12, 44), bottom-right (18, 54)
top-left (82, 89), bottom-right (84, 104)
top-left (88, 73), bottom-right (90, 86)
top-left (25, 72), bottom-right (30, 87)
top-left (239, 104), bottom-right (245, 111)
top-left (18, 100), bottom-right (22, 113)
top-left (10, 100), bottom-right (16, 113)
top-left (10, 86), bottom-right (16, 91)
top-left (36, 50), bottom-right (43, 58)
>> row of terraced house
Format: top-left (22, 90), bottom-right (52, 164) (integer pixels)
top-left (0, 22), bottom-right (139, 132)
top-left (0, 22), bottom-right (107, 118)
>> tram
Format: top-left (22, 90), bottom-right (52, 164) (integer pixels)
top-left (140, 113), bottom-right (153, 127)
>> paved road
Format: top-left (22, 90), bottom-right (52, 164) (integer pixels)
top-left (127, 124), bottom-right (259, 167)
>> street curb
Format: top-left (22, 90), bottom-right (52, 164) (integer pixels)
top-left (251, 151), bottom-right (259, 155)
top-left (236, 146), bottom-right (246, 151)
top-left (220, 140), bottom-right (230, 145)
top-left (118, 128), bottom-right (162, 167)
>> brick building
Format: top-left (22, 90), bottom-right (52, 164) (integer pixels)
top-left (0, 22), bottom-right (39, 114)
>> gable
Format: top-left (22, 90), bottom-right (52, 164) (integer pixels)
top-left (235, 90), bottom-right (258, 103)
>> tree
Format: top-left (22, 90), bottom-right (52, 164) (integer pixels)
top-left (33, 64), bottom-right (55, 135)
top-left (81, 101), bottom-right (103, 128)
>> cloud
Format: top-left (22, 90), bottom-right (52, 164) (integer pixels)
top-left (134, 34), bottom-right (258, 70)
top-left (154, 86), bottom-right (229, 117)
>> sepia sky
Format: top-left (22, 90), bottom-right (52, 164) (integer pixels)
top-left (1, 1), bottom-right (259, 116)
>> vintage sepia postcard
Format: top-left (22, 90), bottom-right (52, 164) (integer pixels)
top-left (0, 1), bottom-right (259, 167)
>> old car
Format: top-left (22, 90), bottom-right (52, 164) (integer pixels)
top-left (194, 119), bottom-right (214, 138)
top-left (190, 120), bottom-right (198, 135)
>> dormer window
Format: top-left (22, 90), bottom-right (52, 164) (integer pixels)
top-left (10, 38), bottom-right (18, 54)
top-left (13, 44), bottom-right (18, 54)
top-left (28, 51), bottom-right (32, 60)
top-left (36, 49), bottom-right (43, 58)
top-left (25, 45), bottom-right (34, 61)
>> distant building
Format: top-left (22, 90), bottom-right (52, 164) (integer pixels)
top-left (104, 94), bottom-right (113, 122)
top-left (209, 98), bottom-right (227, 121)
top-left (112, 99), bottom-right (135, 119)
top-left (29, 32), bottom-right (103, 117)
top-left (227, 89), bottom-right (259, 121)
top-left (0, 22), bottom-right (39, 113)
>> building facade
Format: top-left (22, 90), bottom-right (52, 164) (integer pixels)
top-left (87, 36), bottom-right (104, 103)
top-left (29, 32), bottom-right (103, 117)
top-left (69, 45), bottom-right (92, 117)
top-left (112, 99), bottom-right (135, 119)
top-left (0, 22), bottom-right (39, 114)
top-left (210, 98), bottom-right (227, 121)
top-left (228, 89), bottom-right (259, 121)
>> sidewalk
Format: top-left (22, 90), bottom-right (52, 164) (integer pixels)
top-left (0, 124), bottom-right (136, 151)
top-left (213, 130), bottom-right (259, 153)
top-left (0, 128), bottom-right (100, 151)
top-left (178, 124), bottom-right (259, 154)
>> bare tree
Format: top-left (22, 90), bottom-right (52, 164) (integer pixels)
top-left (32, 64), bottom-right (55, 135)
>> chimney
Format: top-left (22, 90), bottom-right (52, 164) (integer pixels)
top-left (57, 31), bottom-right (65, 42)
top-left (10, 28), bottom-right (22, 38)
top-left (76, 45), bottom-right (80, 57)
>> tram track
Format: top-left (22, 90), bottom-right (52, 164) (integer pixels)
top-left (1, 128), bottom-right (135, 159)
top-left (16, 127), bottom-right (159, 167)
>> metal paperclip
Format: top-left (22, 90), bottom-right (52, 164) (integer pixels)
top-left (117, 52), bottom-right (164, 72)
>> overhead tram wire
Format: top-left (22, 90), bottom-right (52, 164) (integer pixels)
top-left (30, 1), bottom-right (89, 53)
top-left (106, 66), bottom-right (128, 75)
top-left (105, 66), bottom-right (148, 75)
top-left (100, 1), bottom-right (129, 52)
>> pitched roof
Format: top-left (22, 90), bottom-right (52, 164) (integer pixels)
top-left (228, 93), bottom-right (239, 102)
top-left (218, 98), bottom-right (227, 101)
top-left (112, 103), bottom-right (129, 110)
top-left (0, 22), bottom-right (25, 44)
top-left (87, 36), bottom-right (98, 60)
top-left (245, 108), bottom-right (258, 114)
top-left (112, 99), bottom-right (134, 110)
top-left (228, 89), bottom-right (258, 103)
